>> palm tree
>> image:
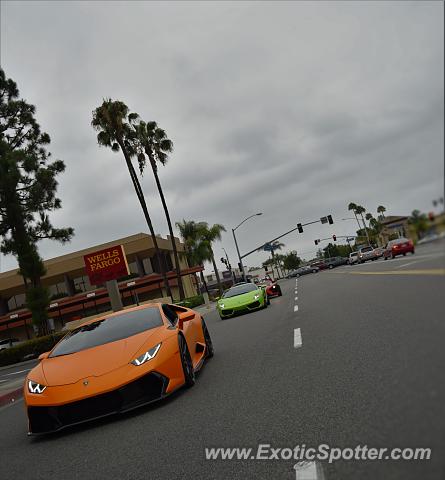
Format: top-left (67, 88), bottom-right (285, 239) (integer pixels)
top-left (377, 205), bottom-right (386, 219)
top-left (175, 219), bottom-right (211, 294)
top-left (274, 253), bottom-right (286, 277)
top-left (355, 205), bottom-right (371, 244)
top-left (270, 241), bottom-right (285, 278)
top-left (199, 223), bottom-right (226, 295)
top-left (365, 213), bottom-right (373, 221)
top-left (129, 118), bottom-right (185, 300)
top-left (408, 210), bottom-right (428, 240)
top-left (348, 202), bottom-right (362, 232)
top-left (91, 99), bottom-right (173, 300)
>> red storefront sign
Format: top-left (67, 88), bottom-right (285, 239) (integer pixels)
top-left (84, 245), bottom-right (129, 285)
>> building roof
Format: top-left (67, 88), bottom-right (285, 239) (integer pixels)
top-left (380, 216), bottom-right (408, 225)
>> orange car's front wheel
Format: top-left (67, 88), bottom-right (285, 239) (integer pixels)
top-left (179, 335), bottom-right (195, 388)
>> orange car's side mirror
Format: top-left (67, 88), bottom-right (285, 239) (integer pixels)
top-left (178, 311), bottom-right (195, 330)
top-left (38, 351), bottom-right (50, 361)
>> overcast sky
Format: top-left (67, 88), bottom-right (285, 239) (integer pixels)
top-left (1, 1), bottom-right (443, 273)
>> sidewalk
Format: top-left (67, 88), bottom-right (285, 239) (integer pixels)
top-left (194, 302), bottom-right (217, 314)
top-left (0, 377), bottom-right (25, 407)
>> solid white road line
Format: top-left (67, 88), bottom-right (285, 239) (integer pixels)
top-left (294, 461), bottom-right (324, 479)
top-left (394, 259), bottom-right (427, 269)
top-left (3, 368), bottom-right (31, 377)
top-left (294, 328), bottom-right (302, 348)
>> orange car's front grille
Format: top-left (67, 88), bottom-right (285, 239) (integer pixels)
top-left (28, 372), bottom-right (168, 434)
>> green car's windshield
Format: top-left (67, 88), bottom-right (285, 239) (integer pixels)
top-left (222, 284), bottom-right (258, 298)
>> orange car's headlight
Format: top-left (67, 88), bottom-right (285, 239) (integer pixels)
top-left (131, 343), bottom-right (161, 366)
top-left (28, 380), bottom-right (47, 394)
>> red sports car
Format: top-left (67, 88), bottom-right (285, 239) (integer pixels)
top-left (383, 237), bottom-right (415, 259)
top-left (261, 280), bottom-right (282, 298)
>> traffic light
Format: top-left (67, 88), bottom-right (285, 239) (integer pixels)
top-left (238, 262), bottom-right (243, 270)
top-left (332, 235), bottom-right (337, 241)
top-left (297, 223), bottom-right (303, 233)
top-left (327, 215), bottom-right (334, 224)
top-left (264, 265), bottom-right (268, 272)
top-left (221, 257), bottom-right (225, 264)
top-left (314, 239), bottom-right (319, 245)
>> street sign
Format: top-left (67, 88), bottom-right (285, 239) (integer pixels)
top-left (320, 216), bottom-right (328, 224)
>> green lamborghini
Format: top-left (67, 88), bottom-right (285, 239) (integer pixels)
top-left (217, 282), bottom-right (268, 319)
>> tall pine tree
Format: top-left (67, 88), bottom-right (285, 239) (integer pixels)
top-left (0, 68), bottom-right (73, 335)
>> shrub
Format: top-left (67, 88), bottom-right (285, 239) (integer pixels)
top-left (175, 294), bottom-right (204, 309)
top-left (0, 332), bottom-right (65, 367)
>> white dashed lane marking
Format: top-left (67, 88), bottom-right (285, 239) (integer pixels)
top-left (294, 305), bottom-right (299, 312)
top-left (294, 328), bottom-right (302, 348)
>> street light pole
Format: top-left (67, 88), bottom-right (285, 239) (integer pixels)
top-left (232, 229), bottom-right (245, 281)
top-left (232, 213), bottom-right (263, 282)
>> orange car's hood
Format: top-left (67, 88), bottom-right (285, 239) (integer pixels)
top-left (41, 329), bottom-right (160, 386)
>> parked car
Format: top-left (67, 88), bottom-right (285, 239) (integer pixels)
top-left (383, 237), bottom-right (415, 259)
top-left (289, 266), bottom-right (319, 277)
top-left (310, 260), bottom-right (328, 271)
top-left (325, 256), bottom-right (349, 269)
top-left (357, 245), bottom-right (379, 263)
top-left (349, 252), bottom-right (359, 265)
top-left (0, 338), bottom-right (21, 351)
top-left (373, 247), bottom-right (384, 258)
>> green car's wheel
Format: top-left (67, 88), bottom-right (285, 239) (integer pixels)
top-left (266, 294), bottom-right (270, 306)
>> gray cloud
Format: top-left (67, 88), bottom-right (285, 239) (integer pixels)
top-left (0, 0), bottom-right (443, 272)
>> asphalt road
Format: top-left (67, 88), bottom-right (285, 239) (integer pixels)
top-left (1, 240), bottom-right (444, 480)
top-left (0, 359), bottom-right (39, 396)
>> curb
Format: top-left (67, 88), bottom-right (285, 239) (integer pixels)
top-left (0, 387), bottom-right (24, 407)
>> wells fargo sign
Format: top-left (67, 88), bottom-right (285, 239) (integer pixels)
top-left (84, 245), bottom-right (129, 285)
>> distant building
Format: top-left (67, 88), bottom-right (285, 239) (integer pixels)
top-left (0, 233), bottom-right (202, 340)
top-left (378, 216), bottom-right (411, 245)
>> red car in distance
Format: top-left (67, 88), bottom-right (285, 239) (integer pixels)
top-left (260, 279), bottom-right (282, 298)
top-left (383, 237), bottom-right (415, 259)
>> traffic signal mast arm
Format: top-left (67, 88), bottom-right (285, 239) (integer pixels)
top-left (240, 218), bottom-right (325, 260)
top-left (315, 234), bottom-right (368, 245)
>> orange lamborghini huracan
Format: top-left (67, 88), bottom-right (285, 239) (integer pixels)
top-left (24, 303), bottom-right (213, 434)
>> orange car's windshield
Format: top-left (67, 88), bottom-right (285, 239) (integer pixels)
top-left (49, 308), bottom-right (164, 357)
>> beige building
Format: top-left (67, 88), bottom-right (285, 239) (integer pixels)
top-left (0, 233), bottom-right (202, 340)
